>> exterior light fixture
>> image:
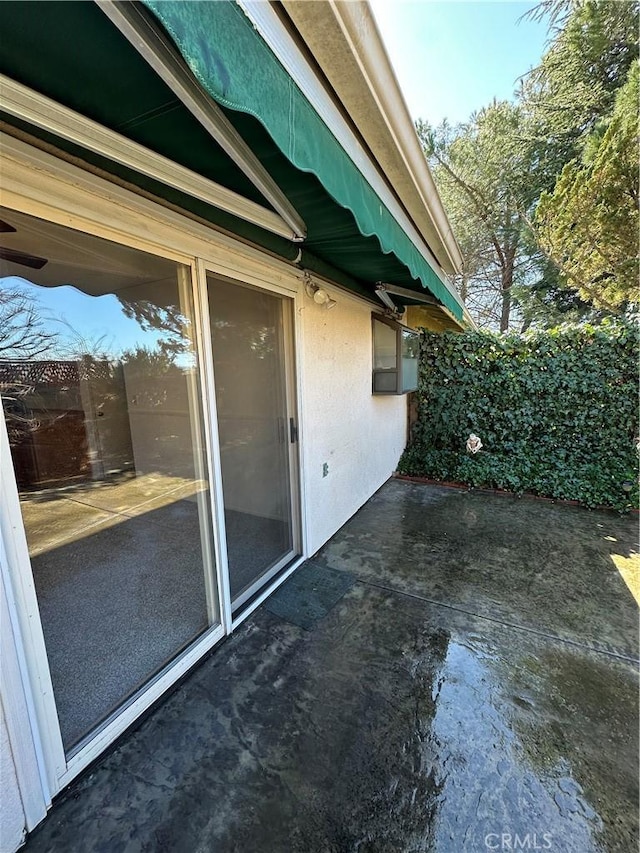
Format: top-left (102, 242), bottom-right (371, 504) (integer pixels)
top-left (622, 481), bottom-right (634, 493)
top-left (303, 273), bottom-right (337, 309)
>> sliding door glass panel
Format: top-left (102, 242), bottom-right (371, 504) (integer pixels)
top-left (207, 276), bottom-right (294, 607)
top-left (0, 207), bottom-right (218, 752)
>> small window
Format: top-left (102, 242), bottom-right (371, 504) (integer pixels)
top-left (372, 315), bottom-right (419, 394)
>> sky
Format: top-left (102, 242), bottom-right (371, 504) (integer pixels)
top-left (369, 0), bottom-right (550, 124)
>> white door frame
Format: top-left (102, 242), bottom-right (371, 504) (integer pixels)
top-left (0, 411), bottom-right (65, 797)
top-left (200, 265), bottom-right (304, 622)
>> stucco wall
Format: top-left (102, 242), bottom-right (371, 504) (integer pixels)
top-left (299, 290), bottom-right (407, 556)
top-left (0, 704), bottom-right (25, 853)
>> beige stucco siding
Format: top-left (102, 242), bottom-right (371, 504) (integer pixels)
top-left (299, 290), bottom-right (407, 555)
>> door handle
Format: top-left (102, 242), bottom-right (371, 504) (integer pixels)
top-left (289, 418), bottom-right (298, 444)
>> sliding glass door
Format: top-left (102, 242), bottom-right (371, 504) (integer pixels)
top-left (207, 275), bottom-right (299, 611)
top-left (0, 207), bottom-right (219, 753)
top-left (0, 205), bottom-right (302, 770)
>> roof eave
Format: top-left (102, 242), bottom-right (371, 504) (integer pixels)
top-left (279, 0), bottom-right (463, 277)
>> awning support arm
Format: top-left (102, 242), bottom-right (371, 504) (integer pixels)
top-left (376, 282), bottom-right (440, 307)
top-left (97, 0), bottom-right (307, 241)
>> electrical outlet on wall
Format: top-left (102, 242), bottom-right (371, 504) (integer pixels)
top-left (322, 462), bottom-right (329, 477)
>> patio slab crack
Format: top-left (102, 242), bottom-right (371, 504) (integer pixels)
top-left (352, 577), bottom-right (640, 665)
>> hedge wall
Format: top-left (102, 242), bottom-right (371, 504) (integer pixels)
top-left (398, 322), bottom-right (639, 511)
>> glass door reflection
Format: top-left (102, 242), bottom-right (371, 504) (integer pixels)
top-left (0, 207), bottom-right (219, 752)
top-left (207, 276), bottom-right (298, 611)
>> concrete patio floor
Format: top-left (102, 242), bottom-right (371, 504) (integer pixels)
top-left (22, 479), bottom-right (639, 852)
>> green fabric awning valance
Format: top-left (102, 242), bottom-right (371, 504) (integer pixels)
top-left (140, 0), bottom-right (463, 321)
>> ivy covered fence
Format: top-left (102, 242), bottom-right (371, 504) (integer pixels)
top-left (398, 322), bottom-right (639, 511)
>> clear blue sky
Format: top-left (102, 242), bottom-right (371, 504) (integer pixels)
top-left (369, 0), bottom-right (550, 124)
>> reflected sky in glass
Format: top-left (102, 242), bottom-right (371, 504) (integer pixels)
top-left (2, 274), bottom-right (164, 359)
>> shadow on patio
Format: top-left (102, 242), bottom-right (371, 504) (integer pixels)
top-left (23, 479), bottom-right (639, 853)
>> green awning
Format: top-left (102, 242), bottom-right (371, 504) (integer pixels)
top-left (141, 0), bottom-right (463, 321)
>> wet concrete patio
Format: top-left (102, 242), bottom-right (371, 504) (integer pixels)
top-left (23, 480), bottom-right (638, 852)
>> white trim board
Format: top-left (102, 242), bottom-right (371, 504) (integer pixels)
top-left (0, 535), bottom-right (50, 831)
top-left (0, 74), bottom-right (296, 241)
top-left (0, 133), bottom-right (301, 294)
top-left (0, 412), bottom-right (66, 796)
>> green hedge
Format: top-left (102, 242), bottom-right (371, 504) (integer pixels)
top-left (398, 322), bottom-right (639, 511)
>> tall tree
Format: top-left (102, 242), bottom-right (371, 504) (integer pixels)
top-left (520, 0), bottom-right (639, 182)
top-left (511, 255), bottom-right (604, 330)
top-left (417, 102), bottom-right (541, 331)
top-left (534, 62), bottom-right (639, 311)
top-left (511, 0), bottom-right (639, 324)
top-left (417, 0), bottom-right (639, 329)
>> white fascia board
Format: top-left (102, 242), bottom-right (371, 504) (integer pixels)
top-left (329, 2), bottom-right (463, 273)
top-left (280, 0), bottom-right (462, 277)
top-left (0, 74), bottom-right (297, 242)
top-left (462, 306), bottom-right (478, 330)
top-left (237, 0), bottom-right (462, 309)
